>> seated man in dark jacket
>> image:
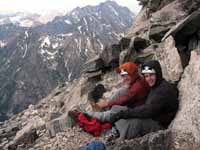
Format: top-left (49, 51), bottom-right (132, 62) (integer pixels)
top-left (111, 60), bottom-right (179, 140)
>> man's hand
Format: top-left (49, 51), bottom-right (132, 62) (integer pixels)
top-left (110, 110), bottom-right (129, 123)
top-left (97, 99), bottom-right (108, 108)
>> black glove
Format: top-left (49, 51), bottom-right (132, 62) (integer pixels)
top-left (82, 113), bottom-right (92, 120)
top-left (110, 110), bottom-right (129, 123)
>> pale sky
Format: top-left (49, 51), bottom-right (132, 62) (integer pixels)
top-left (0, 0), bottom-right (141, 15)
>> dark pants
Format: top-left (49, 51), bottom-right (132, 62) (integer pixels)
top-left (115, 118), bottom-right (163, 140)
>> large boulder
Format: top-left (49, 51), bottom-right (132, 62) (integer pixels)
top-left (127, 0), bottom-right (188, 39)
top-left (169, 50), bottom-right (200, 150)
top-left (162, 9), bottom-right (200, 68)
top-left (8, 116), bottom-right (44, 149)
top-left (148, 0), bottom-right (187, 42)
top-left (107, 130), bottom-right (171, 150)
top-left (83, 56), bottom-right (105, 73)
top-left (119, 37), bottom-right (150, 64)
top-left (100, 44), bottom-right (121, 68)
top-left (154, 36), bottom-right (183, 82)
top-left (46, 113), bottom-right (76, 137)
top-left (162, 9), bottom-right (200, 41)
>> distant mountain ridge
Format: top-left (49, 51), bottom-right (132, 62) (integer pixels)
top-left (0, 11), bottom-right (65, 27)
top-left (0, 0), bottom-right (134, 121)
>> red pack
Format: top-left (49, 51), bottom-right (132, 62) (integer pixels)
top-left (78, 113), bottom-right (111, 136)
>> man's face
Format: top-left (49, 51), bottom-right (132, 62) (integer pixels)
top-left (144, 73), bottom-right (156, 87)
top-left (121, 74), bottom-right (132, 85)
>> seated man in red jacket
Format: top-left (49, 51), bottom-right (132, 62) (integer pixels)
top-left (84, 62), bottom-right (150, 123)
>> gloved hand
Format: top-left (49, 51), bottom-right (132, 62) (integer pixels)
top-left (82, 113), bottom-right (92, 120)
top-left (110, 110), bottom-right (129, 123)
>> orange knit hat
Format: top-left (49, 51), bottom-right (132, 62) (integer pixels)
top-left (116, 62), bottom-right (138, 78)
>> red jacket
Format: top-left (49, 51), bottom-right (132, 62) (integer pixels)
top-left (108, 76), bottom-right (150, 108)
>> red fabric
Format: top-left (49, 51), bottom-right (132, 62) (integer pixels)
top-left (78, 113), bottom-right (111, 137)
top-left (108, 76), bottom-right (150, 108)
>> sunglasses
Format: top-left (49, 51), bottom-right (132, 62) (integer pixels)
top-left (120, 69), bottom-right (128, 75)
top-left (121, 74), bottom-right (128, 77)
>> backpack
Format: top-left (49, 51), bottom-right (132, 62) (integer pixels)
top-left (78, 113), bottom-right (111, 137)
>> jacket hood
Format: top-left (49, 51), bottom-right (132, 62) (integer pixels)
top-left (116, 62), bottom-right (139, 79)
top-left (142, 60), bottom-right (163, 87)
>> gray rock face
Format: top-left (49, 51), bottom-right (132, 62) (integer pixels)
top-left (162, 9), bottom-right (200, 41)
top-left (107, 0), bottom-right (200, 150)
top-left (170, 50), bottom-right (200, 150)
top-left (154, 36), bottom-right (183, 82)
top-left (107, 130), bottom-right (171, 150)
top-left (163, 9), bottom-right (200, 67)
top-left (127, 0), bottom-right (189, 39)
top-left (83, 56), bottom-right (104, 73)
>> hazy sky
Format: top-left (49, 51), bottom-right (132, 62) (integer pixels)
top-left (0, 0), bottom-right (141, 15)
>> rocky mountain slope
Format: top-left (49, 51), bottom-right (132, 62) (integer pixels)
top-left (1, 0), bottom-right (200, 150)
top-left (0, 71), bottom-right (124, 149)
top-left (0, 1), bottom-right (134, 121)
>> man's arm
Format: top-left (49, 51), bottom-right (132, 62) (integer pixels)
top-left (126, 102), bottom-right (164, 118)
top-left (121, 92), bottom-right (167, 119)
top-left (107, 82), bottom-right (141, 107)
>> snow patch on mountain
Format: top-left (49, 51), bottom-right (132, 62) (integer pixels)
top-left (89, 17), bottom-right (93, 22)
top-left (0, 40), bottom-right (7, 48)
top-left (24, 31), bottom-right (29, 39)
top-left (41, 37), bottom-right (51, 47)
top-left (71, 11), bottom-right (80, 22)
top-left (83, 18), bottom-right (89, 32)
top-left (64, 20), bottom-right (72, 25)
top-left (52, 43), bottom-right (59, 49)
top-left (66, 33), bottom-right (73, 36)
top-left (48, 62), bottom-right (58, 70)
top-left (0, 18), bottom-right (8, 25)
top-left (58, 33), bottom-right (73, 37)
top-left (40, 49), bottom-right (58, 56)
top-left (108, 5), bottom-right (119, 16)
top-left (97, 39), bottom-right (104, 50)
top-left (84, 48), bottom-right (89, 57)
top-left (22, 44), bottom-right (28, 58)
top-left (19, 20), bottom-right (34, 27)
top-left (78, 26), bottom-right (82, 34)
top-left (68, 72), bottom-right (72, 81)
top-left (16, 67), bottom-right (21, 73)
top-left (10, 16), bottom-right (21, 23)
top-left (39, 36), bottom-right (59, 64)
top-left (78, 38), bottom-right (82, 53)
